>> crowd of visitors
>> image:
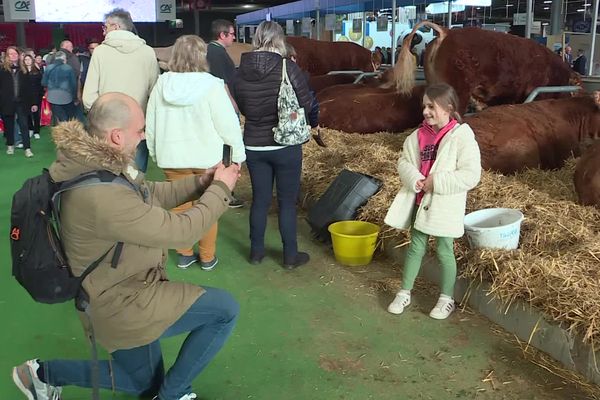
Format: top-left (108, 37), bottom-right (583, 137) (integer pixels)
top-left (9, 8), bottom-right (319, 400)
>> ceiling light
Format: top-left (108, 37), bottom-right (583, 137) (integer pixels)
top-left (542, 22), bottom-right (549, 26)
top-left (543, 6), bottom-right (549, 10)
top-left (476, 6), bottom-right (481, 9)
top-left (242, 4), bottom-right (253, 8)
top-left (577, 8), bottom-right (585, 11)
top-left (543, 0), bottom-right (552, 3)
top-left (506, 4), bottom-right (514, 7)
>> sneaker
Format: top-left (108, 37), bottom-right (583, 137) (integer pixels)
top-left (152, 393), bottom-right (197, 400)
top-left (429, 296), bottom-right (456, 320)
top-left (228, 195), bottom-right (244, 209)
top-left (16, 143), bottom-right (24, 148)
top-left (6, 146), bottom-right (14, 155)
top-left (34, 133), bottom-right (41, 139)
top-left (388, 291), bottom-right (411, 315)
top-left (12, 359), bottom-right (62, 400)
top-left (177, 254), bottom-right (198, 269)
top-left (25, 149), bottom-right (34, 158)
top-left (282, 252), bottom-right (309, 270)
top-left (200, 257), bottom-right (218, 271)
top-left (29, 130), bottom-right (34, 138)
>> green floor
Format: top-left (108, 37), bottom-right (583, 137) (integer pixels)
top-left (0, 128), bottom-right (594, 399)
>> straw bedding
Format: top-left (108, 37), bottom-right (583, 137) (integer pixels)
top-left (302, 128), bottom-right (600, 344)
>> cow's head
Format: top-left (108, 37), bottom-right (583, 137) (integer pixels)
top-left (588, 91), bottom-right (600, 140)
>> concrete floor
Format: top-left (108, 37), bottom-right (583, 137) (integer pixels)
top-left (0, 128), bottom-right (594, 399)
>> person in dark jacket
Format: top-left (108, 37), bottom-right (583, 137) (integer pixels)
top-left (232, 20), bottom-right (318, 269)
top-left (23, 54), bottom-right (44, 139)
top-left (0, 46), bottom-right (36, 157)
top-left (41, 51), bottom-right (80, 123)
top-left (573, 49), bottom-right (587, 75)
top-left (206, 19), bottom-right (245, 209)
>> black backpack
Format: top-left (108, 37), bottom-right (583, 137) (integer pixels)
top-left (10, 169), bottom-right (132, 308)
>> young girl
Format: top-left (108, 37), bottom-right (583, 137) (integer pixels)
top-left (384, 83), bottom-right (481, 320)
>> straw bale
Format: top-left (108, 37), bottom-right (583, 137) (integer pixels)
top-left (303, 128), bottom-right (600, 344)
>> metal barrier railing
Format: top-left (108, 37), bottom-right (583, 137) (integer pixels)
top-left (524, 86), bottom-right (582, 103)
top-left (325, 70), bottom-right (365, 75)
top-left (353, 72), bottom-right (380, 84)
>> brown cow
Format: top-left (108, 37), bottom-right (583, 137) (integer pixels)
top-left (309, 74), bottom-right (358, 94)
top-left (225, 42), bottom-right (253, 67)
top-left (153, 42), bottom-right (251, 68)
top-left (286, 36), bottom-right (380, 76)
top-left (389, 22), bottom-right (580, 113)
top-left (317, 84), bottom-right (425, 133)
top-left (465, 95), bottom-right (600, 174)
top-left (574, 142), bottom-right (600, 207)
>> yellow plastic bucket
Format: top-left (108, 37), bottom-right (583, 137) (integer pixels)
top-left (328, 221), bottom-right (380, 266)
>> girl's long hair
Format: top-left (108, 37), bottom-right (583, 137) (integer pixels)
top-left (22, 54), bottom-right (40, 75)
top-left (424, 83), bottom-right (462, 123)
top-left (2, 46), bottom-right (21, 72)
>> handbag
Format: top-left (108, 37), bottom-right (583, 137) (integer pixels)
top-left (40, 91), bottom-right (52, 126)
top-left (273, 59), bottom-right (311, 146)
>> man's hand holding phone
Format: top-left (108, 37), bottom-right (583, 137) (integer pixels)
top-left (214, 162), bottom-right (240, 191)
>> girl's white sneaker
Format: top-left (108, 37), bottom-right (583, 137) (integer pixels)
top-left (429, 296), bottom-right (455, 320)
top-left (387, 292), bottom-right (411, 315)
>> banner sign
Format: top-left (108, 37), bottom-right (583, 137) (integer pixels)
top-left (302, 17), bottom-right (312, 33)
top-left (286, 19), bottom-right (295, 34)
top-left (4, 0), bottom-right (36, 21)
top-left (156, 0), bottom-right (176, 21)
top-left (325, 14), bottom-right (336, 31)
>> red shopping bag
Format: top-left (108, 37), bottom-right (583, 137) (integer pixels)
top-left (40, 92), bottom-right (52, 126)
top-left (0, 117), bottom-right (4, 133)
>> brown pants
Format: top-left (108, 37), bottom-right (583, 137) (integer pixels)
top-left (163, 168), bottom-right (218, 262)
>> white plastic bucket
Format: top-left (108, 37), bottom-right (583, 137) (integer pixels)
top-left (463, 208), bottom-right (524, 250)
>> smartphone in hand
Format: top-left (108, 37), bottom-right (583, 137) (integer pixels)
top-left (222, 144), bottom-right (232, 167)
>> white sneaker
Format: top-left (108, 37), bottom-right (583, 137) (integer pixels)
top-left (29, 130), bottom-right (34, 137)
top-left (34, 133), bottom-right (41, 139)
top-left (387, 291), bottom-right (411, 315)
top-left (12, 359), bottom-right (62, 400)
top-left (429, 296), bottom-right (456, 320)
top-left (152, 393), bottom-right (197, 400)
top-left (6, 145), bottom-right (14, 155)
top-left (16, 143), bottom-right (24, 148)
top-left (25, 149), bottom-right (34, 158)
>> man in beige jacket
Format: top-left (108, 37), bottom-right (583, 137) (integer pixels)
top-left (12, 93), bottom-right (241, 400)
top-left (83, 8), bottom-right (159, 172)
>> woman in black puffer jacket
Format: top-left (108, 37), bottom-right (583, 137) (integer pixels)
top-left (233, 21), bottom-right (318, 269)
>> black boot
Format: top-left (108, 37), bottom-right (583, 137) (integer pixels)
top-left (282, 252), bottom-right (310, 270)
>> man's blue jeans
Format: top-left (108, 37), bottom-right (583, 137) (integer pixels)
top-left (41, 287), bottom-right (239, 400)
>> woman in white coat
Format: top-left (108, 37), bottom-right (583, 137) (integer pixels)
top-left (146, 35), bottom-right (245, 271)
top-left (385, 83), bottom-right (481, 320)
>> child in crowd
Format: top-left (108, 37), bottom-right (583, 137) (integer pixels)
top-left (384, 83), bottom-right (481, 320)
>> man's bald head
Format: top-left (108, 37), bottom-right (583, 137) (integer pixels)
top-left (87, 93), bottom-right (146, 156)
top-left (87, 93), bottom-right (139, 138)
top-left (61, 40), bottom-right (73, 52)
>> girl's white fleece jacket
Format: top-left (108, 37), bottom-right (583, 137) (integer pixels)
top-left (384, 123), bottom-right (481, 238)
top-left (145, 71), bottom-right (245, 169)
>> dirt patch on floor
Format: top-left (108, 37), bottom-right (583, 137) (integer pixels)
top-left (318, 355), bottom-right (365, 374)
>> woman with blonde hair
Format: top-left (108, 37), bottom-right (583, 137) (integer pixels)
top-left (232, 21), bottom-right (318, 269)
top-left (0, 46), bottom-right (36, 156)
top-left (146, 34), bottom-right (245, 270)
